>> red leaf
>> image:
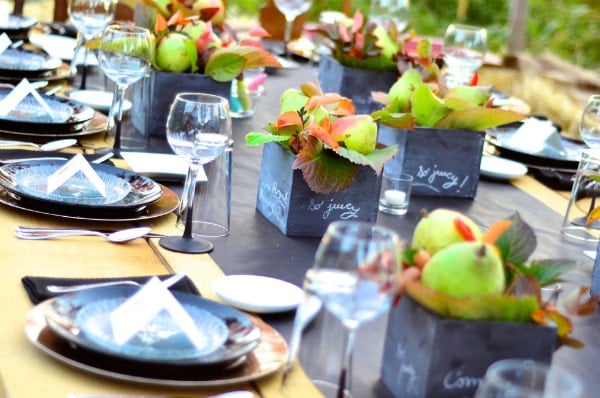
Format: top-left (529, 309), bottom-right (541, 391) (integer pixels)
top-left (248, 26), bottom-right (271, 38)
top-left (454, 217), bottom-right (477, 241)
top-left (307, 122), bottom-right (339, 150)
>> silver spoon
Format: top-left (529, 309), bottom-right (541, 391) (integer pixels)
top-left (15, 226), bottom-right (152, 243)
top-left (0, 138), bottom-right (77, 151)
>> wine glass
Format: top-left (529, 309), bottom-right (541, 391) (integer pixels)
top-left (98, 24), bottom-right (152, 155)
top-left (443, 23), bottom-right (487, 88)
top-left (474, 359), bottom-right (583, 397)
top-left (579, 95), bottom-right (600, 148)
top-left (159, 93), bottom-right (232, 254)
top-left (369, 0), bottom-right (410, 32)
top-left (273, 0), bottom-right (312, 57)
top-left (304, 221), bottom-right (400, 397)
top-left (68, 0), bottom-right (115, 90)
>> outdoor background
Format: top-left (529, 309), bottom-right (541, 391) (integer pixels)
top-left (228, 0), bottom-right (600, 72)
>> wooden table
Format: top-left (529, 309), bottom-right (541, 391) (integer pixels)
top-left (0, 63), bottom-right (598, 398)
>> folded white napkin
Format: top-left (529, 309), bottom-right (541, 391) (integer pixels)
top-left (121, 151), bottom-right (207, 181)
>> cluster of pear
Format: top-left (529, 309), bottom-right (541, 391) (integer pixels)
top-left (410, 208), bottom-right (506, 298)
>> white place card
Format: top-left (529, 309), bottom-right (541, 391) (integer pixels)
top-left (109, 277), bottom-right (207, 350)
top-left (0, 78), bottom-right (56, 120)
top-left (0, 33), bottom-right (11, 54)
top-left (505, 117), bottom-right (566, 157)
top-left (46, 153), bottom-right (107, 196)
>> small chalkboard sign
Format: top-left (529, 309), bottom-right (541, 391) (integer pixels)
top-left (256, 143), bottom-right (382, 237)
top-left (591, 242), bottom-right (600, 296)
top-left (379, 126), bottom-right (485, 198)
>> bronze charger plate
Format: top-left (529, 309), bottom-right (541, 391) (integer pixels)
top-left (25, 294), bottom-right (287, 387)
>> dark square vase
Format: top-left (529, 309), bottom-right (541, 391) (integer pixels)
top-left (131, 70), bottom-right (231, 139)
top-left (378, 126), bottom-right (485, 198)
top-left (381, 296), bottom-right (557, 398)
top-left (255, 143), bottom-right (382, 237)
top-left (318, 56), bottom-right (398, 114)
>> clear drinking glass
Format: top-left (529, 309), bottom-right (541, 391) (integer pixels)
top-left (303, 221), bottom-right (400, 397)
top-left (159, 93), bottom-right (232, 254)
top-left (474, 359), bottom-right (583, 398)
top-left (443, 23), bottom-right (487, 88)
top-left (98, 24), bottom-right (152, 155)
top-left (68, 0), bottom-right (115, 89)
top-left (369, 0), bottom-right (410, 32)
top-left (273, 0), bottom-right (312, 57)
top-left (579, 95), bottom-right (600, 149)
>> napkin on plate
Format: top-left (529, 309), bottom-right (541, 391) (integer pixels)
top-left (0, 150), bottom-right (113, 165)
top-left (120, 151), bottom-right (207, 181)
top-left (21, 274), bottom-right (201, 304)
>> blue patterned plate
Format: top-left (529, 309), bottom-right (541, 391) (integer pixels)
top-left (0, 48), bottom-right (62, 74)
top-left (13, 163), bottom-right (131, 205)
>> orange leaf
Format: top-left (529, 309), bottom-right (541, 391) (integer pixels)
top-left (154, 14), bottom-right (167, 33)
top-left (276, 111), bottom-right (303, 129)
top-left (454, 217), bottom-right (477, 241)
top-left (307, 122), bottom-right (339, 149)
top-left (306, 93), bottom-right (345, 110)
top-left (248, 26), bottom-right (271, 38)
top-left (483, 219), bottom-right (513, 245)
top-left (586, 207), bottom-right (600, 224)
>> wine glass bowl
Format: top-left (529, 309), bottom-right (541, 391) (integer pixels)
top-left (369, 0), bottom-right (410, 32)
top-left (273, 0), bottom-right (313, 56)
top-left (68, 0), bottom-right (115, 89)
top-left (98, 24), bottom-right (152, 153)
top-left (304, 221), bottom-right (400, 397)
top-left (443, 23), bottom-right (487, 88)
top-left (579, 95), bottom-right (600, 149)
top-left (159, 93), bottom-right (232, 254)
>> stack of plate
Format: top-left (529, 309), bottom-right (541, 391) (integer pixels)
top-left (25, 285), bottom-right (287, 386)
top-left (0, 159), bottom-right (179, 222)
top-left (0, 14), bottom-right (36, 41)
top-left (0, 87), bottom-right (96, 135)
top-left (0, 48), bottom-right (72, 82)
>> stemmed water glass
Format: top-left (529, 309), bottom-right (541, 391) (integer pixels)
top-left (579, 95), bottom-right (600, 148)
top-left (98, 24), bottom-right (152, 155)
top-left (273, 0), bottom-right (313, 57)
top-left (369, 0), bottom-right (410, 32)
top-left (159, 93), bottom-right (232, 254)
top-left (68, 0), bottom-right (115, 90)
top-left (443, 23), bottom-right (487, 88)
top-left (304, 221), bottom-right (400, 397)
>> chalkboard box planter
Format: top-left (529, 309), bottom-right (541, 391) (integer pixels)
top-left (256, 142), bottom-right (382, 237)
top-left (381, 296), bottom-right (557, 398)
top-left (131, 70), bottom-right (231, 139)
top-left (378, 126), bottom-right (485, 198)
top-left (318, 55), bottom-right (398, 114)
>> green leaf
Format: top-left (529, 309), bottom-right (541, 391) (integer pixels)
top-left (204, 52), bottom-right (245, 82)
top-left (245, 132), bottom-right (290, 146)
top-left (519, 259), bottom-right (578, 286)
top-left (294, 143), bottom-right (359, 194)
top-left (280, 89), bottom-right (308, 113)
top-left (410, 83), bottom-right (450, 127)
top-left (496, 212), bottom-right (537, 265)
top-left (407, 281), bottom-right (539, 322)
top-left (371, 110), bottom-right (416, 129)
top-left (334, 144), bottom-right (398, 174)
top-left (434, 108), bottom-right (524, 130)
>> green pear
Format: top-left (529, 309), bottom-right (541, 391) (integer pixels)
top-left (444, 86), bottom-right (491, 109)
top-left (342, 116), bottom-right (378, 154)
top-left (155, 32), bottom-right (195, 73)
top-left (181, 21), bottom-right (206, 41)
top-left (421, 242), bottom-right (505, 297)
top-left (412, 209), bottom-right (483, 255)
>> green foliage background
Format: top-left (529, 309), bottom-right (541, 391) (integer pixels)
top-left (227, 0), bottom-right (600, 72)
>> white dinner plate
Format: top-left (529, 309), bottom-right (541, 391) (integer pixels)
top-left (28, 33), bottom-right (99, 65)
top-left (69, 89), bottom-right (132, 112)
top-left (212, 275), bottom-right (304, 314)
top-left (480, 155), bottom-right (528, 180)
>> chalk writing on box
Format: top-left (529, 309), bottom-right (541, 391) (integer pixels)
top-left (306, 198), bottom-right (361, 220)
top-left (414, 164), bottom-right (471, 194)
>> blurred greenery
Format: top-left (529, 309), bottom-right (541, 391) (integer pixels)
top-left (227, 0), bottom-right (600, 72)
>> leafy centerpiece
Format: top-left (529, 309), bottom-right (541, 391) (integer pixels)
top-left (246, 80), bottom-right (397, 195)
top-left (398, 208), bottom-right (598, 347)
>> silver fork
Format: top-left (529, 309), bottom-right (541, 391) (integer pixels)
top-left (46, 273), bottom-right (185, 293)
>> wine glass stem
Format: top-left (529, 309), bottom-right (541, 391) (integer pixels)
top-left (283, 18), bottom-right (294, 57)
top-left (80, 47), bottom-right (88, 90)
top-left (337, 326), bottom-right (356, 398)
top-left (112, 84), bottom-right (127, 154)
top-left (182, 162), bottom-right (202, 240)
